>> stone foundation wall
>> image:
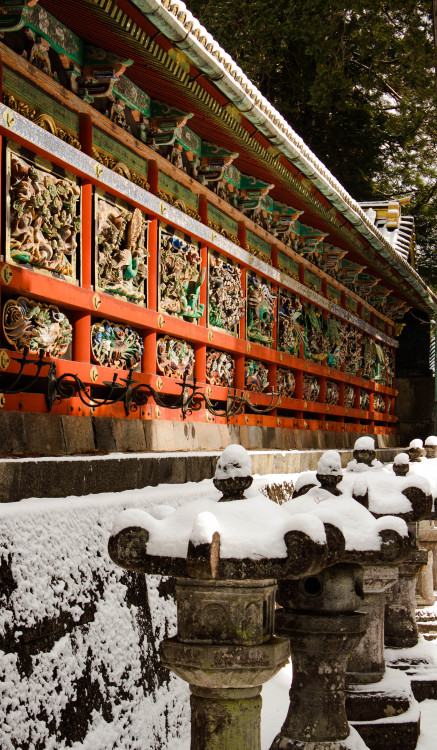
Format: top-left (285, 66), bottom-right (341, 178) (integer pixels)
top-left (0, 411), bottom-right (401, 458)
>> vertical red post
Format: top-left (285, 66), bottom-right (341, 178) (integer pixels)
top-left (194, 344), bottom-right (206, 384)
top-left (73, 312), bottom-right (91, 363)
top-left (234, 353), bottom-right (245, 390)
top-left (79, 114), bottom-right (93, 290)
top-left (198, 195), bottom-right (208, 330)
top-left (142, 331), bottom-right (157, 376)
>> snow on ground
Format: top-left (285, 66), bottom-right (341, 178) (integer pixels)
top-left (1, 463), bottom-right (437, 748)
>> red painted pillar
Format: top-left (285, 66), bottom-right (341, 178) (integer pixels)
top-left (142, 331), bottom-right (157, 376)
top-left (79, 114), bottom-right (93, 290)
top-left (73, 312), bottom-right (91, 363)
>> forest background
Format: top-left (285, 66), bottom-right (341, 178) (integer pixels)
top-left (185, 0), bottom-right (437, 288)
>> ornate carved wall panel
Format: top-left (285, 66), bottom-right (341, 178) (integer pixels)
top-left (95, 191), bottom-right (148, 303)
top-left (325, 380), bottom-right (340, 406)
top-left (156, 336), bottom-right (194, 380)
top-left (373, 393), bottom-right (386, 413)
top-left (344, 385), bottom-right (356, 409)
top-left (360, 389), bottom-right (370, 411)
top-left (7, 145), bottom-right (80, 279)
top-left (302, 374), bottom-right (320, 402)
top-left (245, 359), bottom-right (269, 392)
top-left (277, 368), bottom-right (296, 398)
top-left (278, 291), bottom-right (304, 356)
top-left (205, 349), bottom-right (234, 387)
top-left (208, 252), bottom-right (245, 333)
top-left (2, 296), bottom-right (72, 356)
top-left (158, 226), bottom-right (204, 321)
top-left (91, 320), bottom-right (143, 369)
top-left (246, 272), bottom-right (276, 346)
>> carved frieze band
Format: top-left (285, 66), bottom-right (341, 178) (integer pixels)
top-left (0, 102), bottom-right (397, 348)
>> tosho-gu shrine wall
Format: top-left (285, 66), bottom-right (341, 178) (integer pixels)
top-left (0, 0), bottom-right (433, 457)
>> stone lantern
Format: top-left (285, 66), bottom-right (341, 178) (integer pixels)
top-left (108, 446), bottom-right (342, 750)
top-left (424, 435), bottom-right (437, 459)
top-left (269, 451), bottom-right (410, 750)
top-left (393, 452), bottom-right (410, 477)
top-left (349, 469), bottom-right (433, 744)
top-left (407, 438), bottom-right (425, 463)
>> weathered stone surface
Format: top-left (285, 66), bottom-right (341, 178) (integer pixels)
top-left (416, 549), bottom-right (435, 606)
top-left (347, 566), bottom-right (398, 687)
top-left (273, 564), bottom-right (367, 749)
top-left (0, 411), bottom-right (27, 456)
top-left (175, 579), bottom-right (276, 645)
top-left (61, 415), bottom-right (96, 455)
top-left (93, 416), bottom-right (117, 453)
top-left (385, 552), bottom-right (428, 649)
top-left (190, 686), bottom-right (262, 750)
top-left (24, 413), bottom-right (67, 456)
top-left (350, 716), bottom-right (420, 750)
top-left (112, 417), bottom-right (147, 452)
top-left (161, 637), bottom-right (289, 688)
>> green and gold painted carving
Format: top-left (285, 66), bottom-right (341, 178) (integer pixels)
top-left (304, 268), bottom-right (323, 291)
top-left (158, 172), bottom-right (199, 211)
top-left (208, 204), bottom-right (238, 241)
top-left (278, 251), bottom-right (299, 278)
top-left (346, 296), bottom-right (359, 314)
top-left (246, 230), bottom-right (270, 259)
top-left (327, 283), bottom-right (342, 304)
top-left (3, 67), bottom-right (79, 133)
top-left (92, 128), bottom-right (148, 178)
top-left (113, 76), bottom-right (151, 118)
top-left (361, 306), bottom-right (371, 322)
top-left (26, 5), bottom-right (83, 63)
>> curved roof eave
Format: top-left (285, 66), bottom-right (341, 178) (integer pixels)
top-left (129, 0), bottom-right (437, 312)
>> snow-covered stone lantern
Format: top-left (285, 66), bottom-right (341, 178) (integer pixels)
top-left (346, 436), bottom-right (383, 472)
top-left (348, 468), bottom-right (433, 745)
top-left (108, 446), bottom-right (342, 750)
top-left (269, 451), bottom-right (410, 750)
top-left (424, 435), bottom-right (437, 459)
top-left (407, 438), bottom-right (425, 463)
top-left (393, 452), bottom-right (410, 477)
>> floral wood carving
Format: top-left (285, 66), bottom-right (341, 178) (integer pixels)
top-left (302, 374), bottom-right (320, 402)
top-left (206, 349), bottom-right (234, 387)
top-left (325, 380), bottom-right (340, 406)
top-left (373, 393), bottom-right (386, 413)
top-left (303, 304), bottom-right (329, 362)
top-left (246, 273), bottom-right (276, 345)
top-left (3, 296), bottom-right (72, 356)
top-left (277, 368), bottom-right (296, 398)
top-left (97, 198), bottom-right (148, 303)
top-left (91, 320), bottom-right (143, 369)
top-left (159, 231), bottom-right (205, 321)
top-left (339, 324), bottom-right (361, 373)
top-left (278, 292), bottom-right (304, 356)
top-left (208, 254), bottom-right (245, 332)
top-left (156, 336), bottom-right (194, 380)
top-left (9, 153), bottom-right (80, 277)
top-left (360, 389), bottom-right (370, 411)
top-left (344, 385), bottom-right (355, 409)
top-left (245, 359), bottom-right (269, 392)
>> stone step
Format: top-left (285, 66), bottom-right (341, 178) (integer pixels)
top-left (0, 444), bottom-right (399, 504)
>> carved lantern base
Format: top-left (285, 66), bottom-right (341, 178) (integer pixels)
top-left (271, 564), bottom-right (368, 750)
top-left (161, 578), bottom-right (289, 750)
top-left (385, 551), bottom-right (428, 649)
